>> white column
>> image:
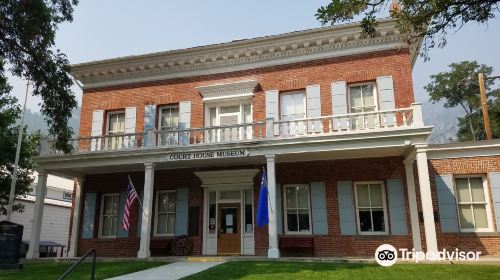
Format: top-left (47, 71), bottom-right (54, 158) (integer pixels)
top-left (415, 145), bottom-right (438, 253)
top-left (68, 176), bottom-right (84, 258)
top-left (138, 162), bottom-right (155, 258)
top-left (266, 154), bottom-right (280, 258)
top-left (403, 158), bottom-right (422, 251)
top-left (26, 170), bottom-right (48, 259)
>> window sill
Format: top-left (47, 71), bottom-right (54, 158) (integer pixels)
top-left (453, 232), bottom-right (500, 237)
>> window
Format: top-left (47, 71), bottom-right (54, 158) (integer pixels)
top-left (455, 177), bottom-right (492, 232)
top-left (354, 182), bottom-right (388, 234)
top-left (158, 106), bottom-right (179, 145)
top-left (63, 191), bottom-right (72, 200)
top-left (107, 111), bottom-right (125, 149)
top-left (244, 189), bottom-right (253, 235)
top-left (99, 194), bottom-right (119, 238)
top-left (155, 191), bottom-right (176, 236)
top-left (284, 185), bottom-right (311, 234)
top-left (280, 91), bottom-right (306, 135)
top-left (348, 83), bottom-right (377, 129)
top-left (206, 102), bottom-right (252, 141)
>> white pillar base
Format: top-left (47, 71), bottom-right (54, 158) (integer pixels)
top-left (268, 248), bottom-right (280, 259)
top-left (137, 249), bottom-right (151, 259)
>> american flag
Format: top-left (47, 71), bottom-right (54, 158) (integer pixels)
top-left (122, 176), bottom-right (138, 231)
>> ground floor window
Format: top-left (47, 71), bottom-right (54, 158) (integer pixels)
top-left (155, 191), bottom-right (176, 236)
top-left (354, 182), bottom-right (388, 234)
top-left (99, 193), bottom-right (119, 238)
top-left (455, 176), bottom-right (492, 232)
top-left (284, 184), bottom-right (311, 234)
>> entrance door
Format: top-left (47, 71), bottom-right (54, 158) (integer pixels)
top-left (217, 203), bottom-right (241, 255)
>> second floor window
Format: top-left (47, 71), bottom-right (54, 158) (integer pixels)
top-left (107, 112), bottom-right (125, 149)
top-left (206, 103), bottom-right (252, 141)
top-left (159, 106), bottom-right (179, 130)
top-left (349, 83), bottom-right (377, 129)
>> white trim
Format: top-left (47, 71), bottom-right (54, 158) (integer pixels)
top-left (283, 184), bottom-right (312, 235)
top-left (453, 175), bottom-right (494, 233)
top-left (353, 181), bottom-right (389, 235)
top-left (153, 190), bottom-right (177, 237)
top-left (98, 193), bottom-right (119, 239)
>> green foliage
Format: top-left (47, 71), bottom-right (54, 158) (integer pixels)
top-left (424, 61), bottom-right (498, 141)
top-left (0, 60), bottom-right (40, 215)
top-left (0, 0), bottom-right (79, 153)
top-left (316, 1), bottom-right (500, 60)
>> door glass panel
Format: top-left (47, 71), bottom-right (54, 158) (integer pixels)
top-left (208, 192), bottom-right (216, 234)
top-left (220, 208), bottom-right (237, 234)
top-left (244, 190), bottom-right (253, 234)
top-left (243, 104), bottom-right (251, 123)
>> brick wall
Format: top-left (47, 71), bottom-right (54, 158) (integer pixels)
top-left (79, 49), bottom-right (415, 137)
top-left (427, 156), bottom-right (500, 256)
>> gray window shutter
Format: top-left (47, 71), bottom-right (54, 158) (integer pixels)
top-left (306, 85), bottom-right (322, 133)
top-left (435, 175), bottom-right (459, 232)
top-left (117, 192), bottom-right (129, 238)
top-left (337, 181), bottom-right (356, 235)
top-left (175, 188), bottom-right (189, 236)
top-left (82, 193), bottom-right (97, 239)
top-left (143, 105), bottom-right (156, 146)
top-left (331, 81), bottom-right (347, 130)
top-left (179, 101), bottom-right (191, 145)
top-left (386, 179), bottom-right (408, 235)
top-left (91, 110), bottom-right (104, 151)
top-left (276, 183), bottom-right (282, 235)
top-left (311, 182), bottom-right (328, 235)
top-left (125, 107), bottom-right (137, 147)
top-left (377, 76), bottom-right (395, 126)
top-left (489, 172), bottom-right (500, 232)
top-left (265, 90), bottom-right (279, 135)
top-left (137, 190), bottom-right (143, 238)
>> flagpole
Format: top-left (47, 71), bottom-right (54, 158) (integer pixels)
top-left (128, 175), bottom-right (147, 217)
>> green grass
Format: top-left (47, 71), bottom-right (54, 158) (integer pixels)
top-left (183, 261), bottom-right (500, 280)
top-left (0, 261), bottom-right (168, 280)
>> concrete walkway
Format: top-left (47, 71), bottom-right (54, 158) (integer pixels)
top-left (106, 261), bottom-right (224, 280)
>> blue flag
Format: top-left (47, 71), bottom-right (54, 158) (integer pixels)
top-left (256, 169), bottom-right (269, 228)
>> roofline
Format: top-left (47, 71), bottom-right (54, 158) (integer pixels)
top-left (426, 139), bottom-right (500, 159)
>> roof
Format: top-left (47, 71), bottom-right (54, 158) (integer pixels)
top-left (426, 139), bottom-right (500, 159)
top-left (71, 18), bottom-right (419, 89)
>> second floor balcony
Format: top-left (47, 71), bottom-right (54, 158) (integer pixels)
top-left (40, 103), bottom-right (424, 156)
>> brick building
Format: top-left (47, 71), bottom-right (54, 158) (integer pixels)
top-left (27, 18), bottom-right (500, 259)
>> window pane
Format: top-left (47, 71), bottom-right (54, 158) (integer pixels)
top-left (167, 213), bottom-right (176, 234)
top-left (157, 213), bottom-right (167, 234)
top-left (220, 106), bottom-right (240, 114)
top-left (358, 210), bottom-right (372, 232)
top-left (219, 190), bottom-right (240, 200)
top-left (159, 193), bottom-right (169, 212)
top-left (298, 209), bottom-right (310, 232)
top-left (372, 209), bottom-right (385, 232)
top-left (350, 87), bottom-right (362, 107)
top-left (219, 115), bottom-right (239, 126)
top-left (456, 178), bottom-right (471, 202)
top-left (469, 178), bottom-right (485, 202)
top-left (168, 193), bottom-right (176, 212)
top-left (245, 204), bottom-right (253, 234)
top-left (293, 93), bottom-right (305, 115)
top-left (287, 212), bottom-right (298, 232)
top-left (244, 104), bottom-right (251, 123)
top-left (362, 85), bottom-right (375, 106)
top-left (112, 196), bottom-right (119, 215)
top-left (210, 108), bottom-right (217, 126)
top-left (369, 184), bottom-right (383, 207)
top-left (244, 190), bottom-right (252, 204)
top-left (102, 216), bottom-right (111, 236)
top-left (286, 187), bottom-right (297, 208)
top-left (111, 216), bottom-right (117, 236)
top-left (458, 205), bottom-right (474, 229)
top-left (297, 186), bottom-right (309, 208)
top-left (356, 184), bottom-right (370, 207)
top-left (103, 196), bottom-right (112, 215)
top-left (473, 204), bottom-right (488, 229)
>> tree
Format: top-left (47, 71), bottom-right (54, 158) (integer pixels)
top-left (316, 1), bottom-right (500, 60)
top-left (0, 60), bottom-right (40, 215)
top-left (425, 61), bottom-right (498, 141)
top-left (1, 0), bottom-right (79, 152)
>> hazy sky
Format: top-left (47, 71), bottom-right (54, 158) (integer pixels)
top-left (7, 0), bottom-right (500, 113)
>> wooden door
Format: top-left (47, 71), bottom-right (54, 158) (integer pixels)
top-left (217, 203), bottom-right (241, 255)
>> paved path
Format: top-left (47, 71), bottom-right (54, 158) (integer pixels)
top-left (107, 261), bottom-right (224, 280)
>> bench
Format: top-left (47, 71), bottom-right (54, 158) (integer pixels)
top-left (279, 236), bottom-right (314, 257)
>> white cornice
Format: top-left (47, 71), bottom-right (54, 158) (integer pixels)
top-left (71, 18), bottom-right (415, 89)
top-left (198, 80), bottom-right (258, 101)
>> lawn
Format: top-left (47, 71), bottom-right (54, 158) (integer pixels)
top-left (183, 261), bottom-right (500, 280)
top-left (0, 260), bottom-right (168, 280)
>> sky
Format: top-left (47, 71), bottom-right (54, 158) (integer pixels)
top-left (7, 0), bottom-right (500, 117)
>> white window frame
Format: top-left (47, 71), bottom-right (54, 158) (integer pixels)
top-left (283, 184), bottom-right (312, 235)
top-left (353, 181), bottom-right (389, 235)
top-left (205, 101), bottom-right (252, 127)
top-left (106, 111), bottom-right (126, 135)
top-left (158, 105), bottom-right (180, 130)
top-left (279, 91), bottom-right (306, 121)
top-left (454, 175), bottom-right (494, 233)
top-left (347, 82), bottom-right (379, 113)
top-left (99, 193), bottom-right (119, 238)
top-left (154, 190), bottom-right (177, 237)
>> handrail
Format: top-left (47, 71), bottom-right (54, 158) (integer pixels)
top-left (58, 249), bottom-right (96, 280)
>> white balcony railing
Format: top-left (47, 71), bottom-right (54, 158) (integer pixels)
top-left (40, 103), bottom-right (423, 156)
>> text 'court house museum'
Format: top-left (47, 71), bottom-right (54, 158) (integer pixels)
top-left (27, 18), bottom-right (500, 259)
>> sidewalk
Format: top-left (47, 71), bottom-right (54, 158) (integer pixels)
top-left (106, 261), bottom-right (224, 280)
